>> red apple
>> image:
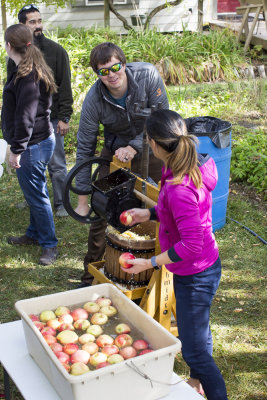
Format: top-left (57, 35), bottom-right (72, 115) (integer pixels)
top-left (29, 314), bottom-right (39, 322)
top-left (58, 313), bottom-right (73, 325)
top-left (62, 362), bottom-right (71, 372)
top-left (50, 342), bottom-right (63, 354)
top-left (101, 345), bottom-right (119, 356)
top-left (114, 334), bottom-right (133, 348)
top-left (74, 319), bottom-right (90, 331)
top-left (63, 343), bottom-right (79, 355)
top-left (139, 349), bottom-right (154, 355)
top-left (107, 354), bottom-right (124, 364)
top-left (78, 333), bottom-right (95, 345)
top-left (119, 346), bottom-right (137, 359)
top-left (58, 323), bottom-right (75, 332)
top-left (83, 302), bottom-right (100, 313)
top-left (41, 326), bottom-right (57, 337)
top-left (90, 312), bottom-right (108, 325)
top-left (71, 308), bottom-right (89, 321)
top-left (47, 318), bottom-right (61, 330)
top-left (71, 350), bottom-right (90, 365)
top-left (96, 361), bottom-right (110, 369)
top-left (56, 351), bottom-right (70, 364)
top-left (115, 323), bottom-right (131, 334)
top-left (89, 352), bottom-right (107, 367)
top-left (100, 305), bottom-right (117, 317)
top-left (95, 334), bottom-right (114, 348)
top-left (82, 342), bottom-right (99, 355)
top-left (43, 334), bottom-right (57, 345)
top-left (70, 362), bottom-right (89, 376)
top-left (33, 321), bottom-right (45, 331)
top-left (133, 339), bottom-right (149, 351)
top-left (86, 324), bottom-right (103, 337)
top-left (95, 297), bottom-right (112, 307)
top-left (55, 306), bottom-right (71, 317)
top-left (119, 211), bottom-right (133, 226)
top-left (119, 253), bottom-right (135, 269)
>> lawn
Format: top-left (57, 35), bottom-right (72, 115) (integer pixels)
top-left (0, 79), bottom-right (266, 399)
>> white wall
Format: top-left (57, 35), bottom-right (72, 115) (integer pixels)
top-left (1, 0), bottom-right (216, 33)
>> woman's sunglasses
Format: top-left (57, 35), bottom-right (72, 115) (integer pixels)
top-left (97, 62), bottom-right (123, 77)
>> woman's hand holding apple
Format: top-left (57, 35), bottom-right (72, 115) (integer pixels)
top-left (120, 257), bottom-right (153, 274)
top-left (121, 208), bottom-right (151, 226)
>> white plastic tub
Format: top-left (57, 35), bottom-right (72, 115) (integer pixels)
top-left (15, 283), bottom-right (181, 400)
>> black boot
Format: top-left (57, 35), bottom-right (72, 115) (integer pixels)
top-left (39, 247), bottom-right (58, 265)
top-left (8, 234), bottom-right (39, 246)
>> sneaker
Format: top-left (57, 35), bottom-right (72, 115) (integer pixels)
top-left (8, 234), bottom-right (39, 246)
top-left (16, 200), bottom-right (29, 209)
top-left (39, 247), bottom-right (58, 265)
top-left (55, 205), bottom-right (69, 217)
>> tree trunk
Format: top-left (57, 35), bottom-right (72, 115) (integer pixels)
top-left (104, 0), bottom-right (110, 27)
top-left (198, 0), bottom-right (203, 32)
top-left (144, 0), bottom-right (183, 30)
top-left (107, 0), bottom-right (133, 30)
top-left (1, 0), bottom-right (7, 34)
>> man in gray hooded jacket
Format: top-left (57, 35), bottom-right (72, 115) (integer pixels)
top-left (75, 42), bottom-right (169, 287)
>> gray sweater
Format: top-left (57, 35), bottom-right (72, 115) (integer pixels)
top-left (76, 62), bottom-right (169, 191)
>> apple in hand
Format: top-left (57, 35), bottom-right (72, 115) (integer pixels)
top-left (70, 362), bottom-right (89, 376)
top-left (119, 211), bottom-right (133, 226)
top-left (119, 253), bottom-right (135, 269)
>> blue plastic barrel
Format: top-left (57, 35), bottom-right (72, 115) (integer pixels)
top-left (185, 117), bottom-right (232, 231)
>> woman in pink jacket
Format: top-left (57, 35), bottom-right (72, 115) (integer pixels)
top-left (121, 110), bottom-right (228, 400)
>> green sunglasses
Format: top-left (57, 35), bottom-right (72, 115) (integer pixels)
top-left (97, 62), bottom-right (123, 76)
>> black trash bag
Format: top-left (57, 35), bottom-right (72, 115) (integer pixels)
top-left (185, 116), bottom-right (232, 148)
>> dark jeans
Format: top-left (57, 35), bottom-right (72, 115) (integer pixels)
top-left (81, 146), bottom-right (163, 283)
top-left (173, 257), bottom-right (228, 400)
top-left (16, 134), bottom-right (58, 249)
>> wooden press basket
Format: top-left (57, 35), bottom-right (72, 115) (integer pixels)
top-left (105, 221), bottom-right (156, 286)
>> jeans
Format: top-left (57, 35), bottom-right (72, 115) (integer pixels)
top-left (173, 258), bottom-right (228, 400)
top-left (16, 134), bottom-right (58, 249)
top-left (47, 119), bottom-right (68, 209)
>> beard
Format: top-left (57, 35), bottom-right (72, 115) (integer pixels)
top-left (33, 32), bottom-right (45, 50)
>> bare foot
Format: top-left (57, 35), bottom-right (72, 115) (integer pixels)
top-left (187, 378), bottom-right (205, 395)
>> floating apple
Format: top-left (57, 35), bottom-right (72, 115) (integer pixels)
top-left (57, 330), bottom-right (78, 345)
top-left (83, 302), bottom-right (100, 313)
top-left (56, 351), bottom-right (70, 364)
top-left (133, 339), bottom-right (149, 351)
top-left (95, 334), bottom-right (114, 348)
top-left (55, 306), bottom-right (70, 317)
top-left (139, 349), bottom-right (154, 355)
top-left (33, 321), bottom-right (45, 331)
top-left (74, 319), bottom-right (90, 331)
top-left (101, 345), bottom-right (119, 356)
top-left (119, 253), bottom-right (135, 269)
top-left (115, 323), bottom-right (131, 334)
top-left (96, 361), bottom-right (110, 369)
top-left (58, 313), bottom-right (73, 325)
top-left (58, 323), bottom-right (75, 332)
top-left (29, 314), bottom-right (39, 322)
top-left (86, 324), bottom-right (103, 337)
top-left (119, 346), bottom-right (137, 359)
top-left (39, 310), bottom-right (56, 322)
top-left (63, 343), bottom-right (79, 355)
top-left (114, 334), bottom-right (133, 348)
top-left (47, 318), bottom-right (61, 330)
top-left (62, 363), bottom-right (71, 372)
top-left (119, 211), bottom-right (133, 226)
top-left (107, 354), bottom-right (124, 364)
top-left (50, 342), bottom-right (63, 354)
top-left (71, 308), bottom-right (89, 321)
top-left (78, 333), bottom-right (95, 345)
top-left (82, 342), bottom-right (99, 355)
top-left (41, 326), bottom-right (57, 337)
top-left (100, 305), bottom-right (117, 317)
top-left (43, 334), bottom-right (57, 345)
top-left (89, 352), bottom-right (107, 367)
top-left (95, 297), bottom-right (112, 307)
top-left (71, 350), bottom-right (90, 365)
top-left (90, 312), bottom-right (108, 325)
top-left (70, 362), bottom-right (89, 376)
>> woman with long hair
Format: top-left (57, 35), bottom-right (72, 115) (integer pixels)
top-left (121, 109), bottom-right (228, 400)
top-left (2, 24), bottom-right (58, 265)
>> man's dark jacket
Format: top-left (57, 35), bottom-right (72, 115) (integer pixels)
top-left (7, 34), bottom-right (73, 121)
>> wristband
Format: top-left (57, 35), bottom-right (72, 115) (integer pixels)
top-left (151, 256), bottom-right (161, 270)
